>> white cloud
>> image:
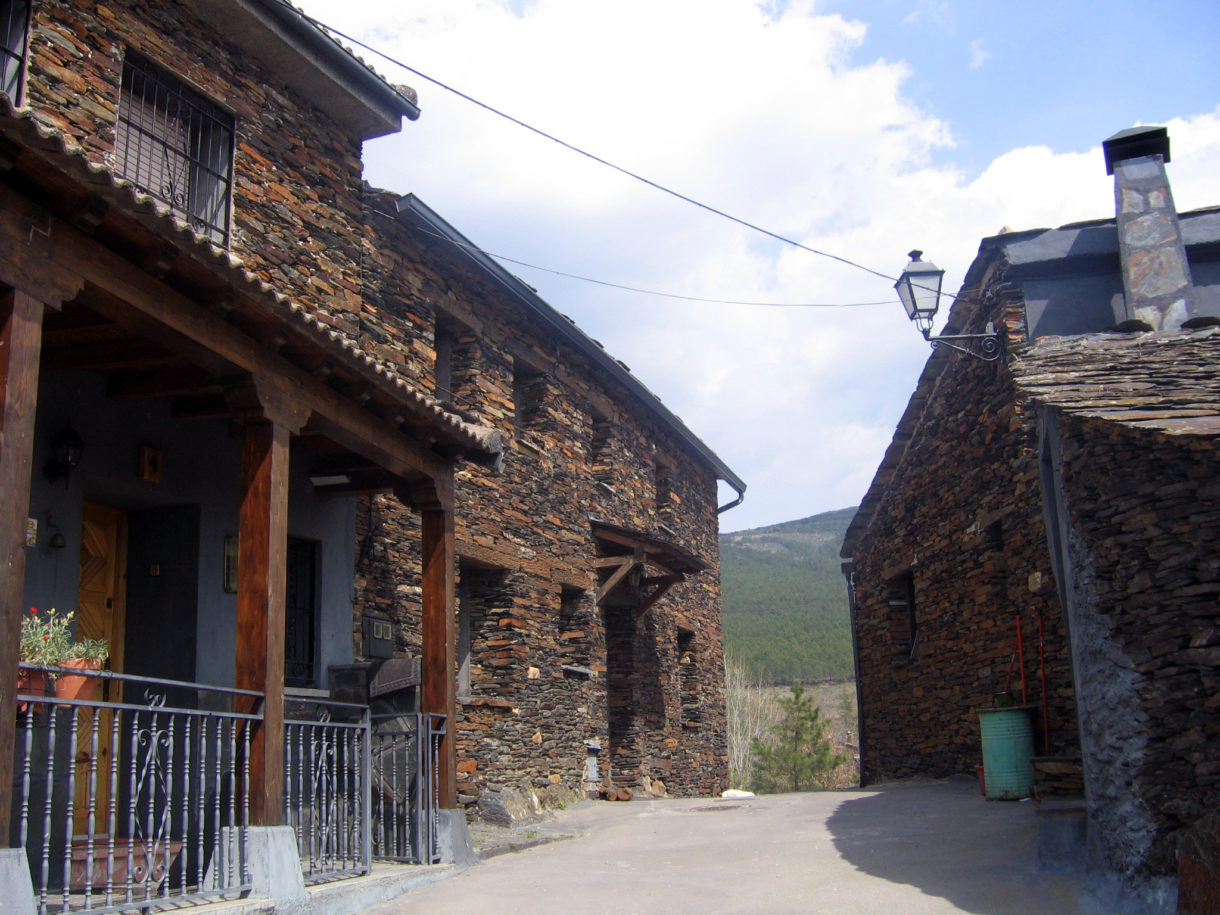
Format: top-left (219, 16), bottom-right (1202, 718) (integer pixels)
top-left (296, 1), bottom-right (1220, 533)
top-left (969, 38), bottom-right (989, 69)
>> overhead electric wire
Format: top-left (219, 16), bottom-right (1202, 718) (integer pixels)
top-left (282, 0), bottom-right (952, 303)
top-left (404, 219), bottom-right (896, 308)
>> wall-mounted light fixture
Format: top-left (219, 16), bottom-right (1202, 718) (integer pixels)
top-left (896, 250), bottom-right (1001, 361)
top-left (43, 421), bottom-right (85, 487)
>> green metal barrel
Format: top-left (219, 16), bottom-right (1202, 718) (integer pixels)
top-left (979, 707), bottom-right (1035, 799)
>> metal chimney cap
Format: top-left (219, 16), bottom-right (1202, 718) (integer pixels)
top-left (1103, 125), bottom-right (1170, 175)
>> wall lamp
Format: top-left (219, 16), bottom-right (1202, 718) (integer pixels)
top-left (43, 421), bottom-right (85, 487)
top-left (896, 250), bottom-right (1001, 361)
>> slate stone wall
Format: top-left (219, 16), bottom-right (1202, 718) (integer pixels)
top-left (23, 0), bottom-right (731, 816)
top-left (23, 0), bottom-right (369, 335)
top-left (849, 299), bottom-right (1078, 785)
top-left (349, 205), bottom-right (730, 811)
top-left (1048, 412), bottom-right (1220, 881)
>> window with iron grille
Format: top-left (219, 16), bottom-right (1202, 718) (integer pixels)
top-left (0, 0), bottom-right (30, 103)
top-left (116, 54), bottom-right (234, 245)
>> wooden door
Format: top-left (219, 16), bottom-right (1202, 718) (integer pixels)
top-left (73, 502), bottom-right (127, 835)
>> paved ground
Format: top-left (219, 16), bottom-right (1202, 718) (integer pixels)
top-left (366, 778), bottom-right (1105, 914)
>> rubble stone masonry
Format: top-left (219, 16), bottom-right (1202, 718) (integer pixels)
top-left (355, 205), bottom-right (729, 810)
top-left (24, 0), bottom-right (369, 337)
top-left (23, 0), bottom-right (730, 816)
top-left (849, 298), bottom-right (1078, 784)
top-left (1048, 413), bottom-right (1220, 878)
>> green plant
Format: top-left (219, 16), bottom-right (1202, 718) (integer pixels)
top-left (19, 607), bottom-right (109, 674)
top-left (748, 682), bottom-right (846, 794)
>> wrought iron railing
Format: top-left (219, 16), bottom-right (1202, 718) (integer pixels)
top-left (283, 696), bottom-right (369, 883)
top-left (12, 664), bottom-right (258, 915)
top-left (369, 713), bottom-right (445, 866)
top-left (283, 699), bottom-right (445, 881)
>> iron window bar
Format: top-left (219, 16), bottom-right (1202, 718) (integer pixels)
top-left (116, 54), bottom-right (233, 246)
top-left (0, 0), bottom-right (30, 102)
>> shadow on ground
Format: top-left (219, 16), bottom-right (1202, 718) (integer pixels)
top-left (826, 778), bottom-right (1088, 914)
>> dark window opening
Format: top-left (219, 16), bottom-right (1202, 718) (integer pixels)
top-left (590, 413), bottom-right (613, 486)
top-left (457, 562), bottom-right (508, 696)
top-left (887, 571), bottom-right (918, 660)
top-left (512, 357), bottom-right (546, 434)
top-left (116, 54), bottom-right (234, 245)
top-left (285, 538), bottom-right (319, 686)
top-left (677, 628), bottom-right (700, 726)
top-left (435, 323), bottom-right (455, 402)
top-left (560, 586), bottom-right (592, 667)
top-left (0, 0), bottom-right (30, 102)
top-left (655, 458), bottom-right (676, 522)
top-left (434, 317), bottom-right (478, 409)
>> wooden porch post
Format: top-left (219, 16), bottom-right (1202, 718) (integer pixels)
top-left (230, 378), bottom-right (308, 826)
top-left (0, 288), bottom-right (44, 840)
top-left (408, 474), bottom-right (458, 808)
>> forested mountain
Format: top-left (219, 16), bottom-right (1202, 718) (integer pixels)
top-left (720, 507), bottom-right (856, 683)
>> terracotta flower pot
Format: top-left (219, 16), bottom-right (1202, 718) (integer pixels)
top-left (16, 668), bottom-right (50, 714)
top-left (56, 658), bottom-right (103, 706)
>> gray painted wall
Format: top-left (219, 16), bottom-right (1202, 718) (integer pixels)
top-left (22, 372), bottom-right (357, 691)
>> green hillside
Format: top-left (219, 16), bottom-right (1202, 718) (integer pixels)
top-left (720, 507), bottom-right (856, 684)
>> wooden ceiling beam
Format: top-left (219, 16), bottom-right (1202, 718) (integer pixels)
top-left (40, 339), bottom-right (177, 373)
top-left (0, 182), bottom-right (450, 486)
top-left (106, 366), bottom-right (223, 400)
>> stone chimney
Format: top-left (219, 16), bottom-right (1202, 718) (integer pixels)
top-left (1103, 126), bottom-right (1195, 330)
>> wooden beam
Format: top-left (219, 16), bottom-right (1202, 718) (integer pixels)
top-left (0, 287), bottom-right (45, 841)
top-left (595, 551), bottom-right (644, 604)
top-left (634, 574), bottom-right (684, 620)
top-left (0, 199), bottom-right (83, 308)
top-left (419, 490), bottom-right (457, 808)
top-left (0, 184), bottom-right (449, 482)
top-left (234, 418), bottom-right (291, 826)
top-left (105, 366), bottom-right (223, 400)
top-left (593, 555), bottom-right (634, 568)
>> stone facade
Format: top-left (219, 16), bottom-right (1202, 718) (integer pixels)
top-left (845, 135), bottom-right (1220, 906)
top-left (352, 199), bottom-right (732, 810)
top-left (1015, 326), bottom-right (1220, 895)
top-left (1048, 410), bottom-right (1220, 880)
top-left (22, 0), bottom-right (373, 339)
top-left (12, 0), bottom-right (735, 817)
top-left (844, 288), bottom-right (1078, 786)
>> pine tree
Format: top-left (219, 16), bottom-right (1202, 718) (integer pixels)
top-left (749, 683), bottom-right (845, 793)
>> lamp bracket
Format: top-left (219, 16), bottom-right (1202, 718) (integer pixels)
top-left (923, 322), bottom-right (1002, 362)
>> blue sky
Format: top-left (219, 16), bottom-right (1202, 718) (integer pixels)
top-left (296, 0), bottom-right (1220, 532)
top-left (819, 0), bottom-right (1220, 173)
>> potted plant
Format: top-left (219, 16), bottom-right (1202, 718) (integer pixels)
top-left (19, 607), bottom-right (109, 707)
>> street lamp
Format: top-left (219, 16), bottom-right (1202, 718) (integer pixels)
top-left (894, 250), bottom-right (943, 336)
top-left (43, 420), bottom-right (85, 487)
top-left (895, 250), bottom-right (1001, 361)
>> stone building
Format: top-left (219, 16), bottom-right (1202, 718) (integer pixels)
top-left (842, 127), bottom-right (1220, 911)
top-left (350, 192), bottom-right (743, 811)
top-left (0, 0), bottom-right (741, 906)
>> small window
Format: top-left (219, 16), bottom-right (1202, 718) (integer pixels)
top-left (116, 54), bottom-right (234, 245)
top-left (655, 457), bottom-right (677, 521)
top-left (677, 628), bottom-right (700, 726)
top-left (434, 317), bottom-right (477, 408)
top-left (0, 0), bottom-right (30, 102)
top-left (560, 586), bottom-right (592, 667)
top-left (887, 571), bottom-right (919, 659)
top-left (512, 357), bottom-right (546, 433)
top-left (589, 412), bottom-right (613, 487)
top-left (435, 323), bottom-right (455, 402)
top-left (457, 562), bottom-right (508, 697)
